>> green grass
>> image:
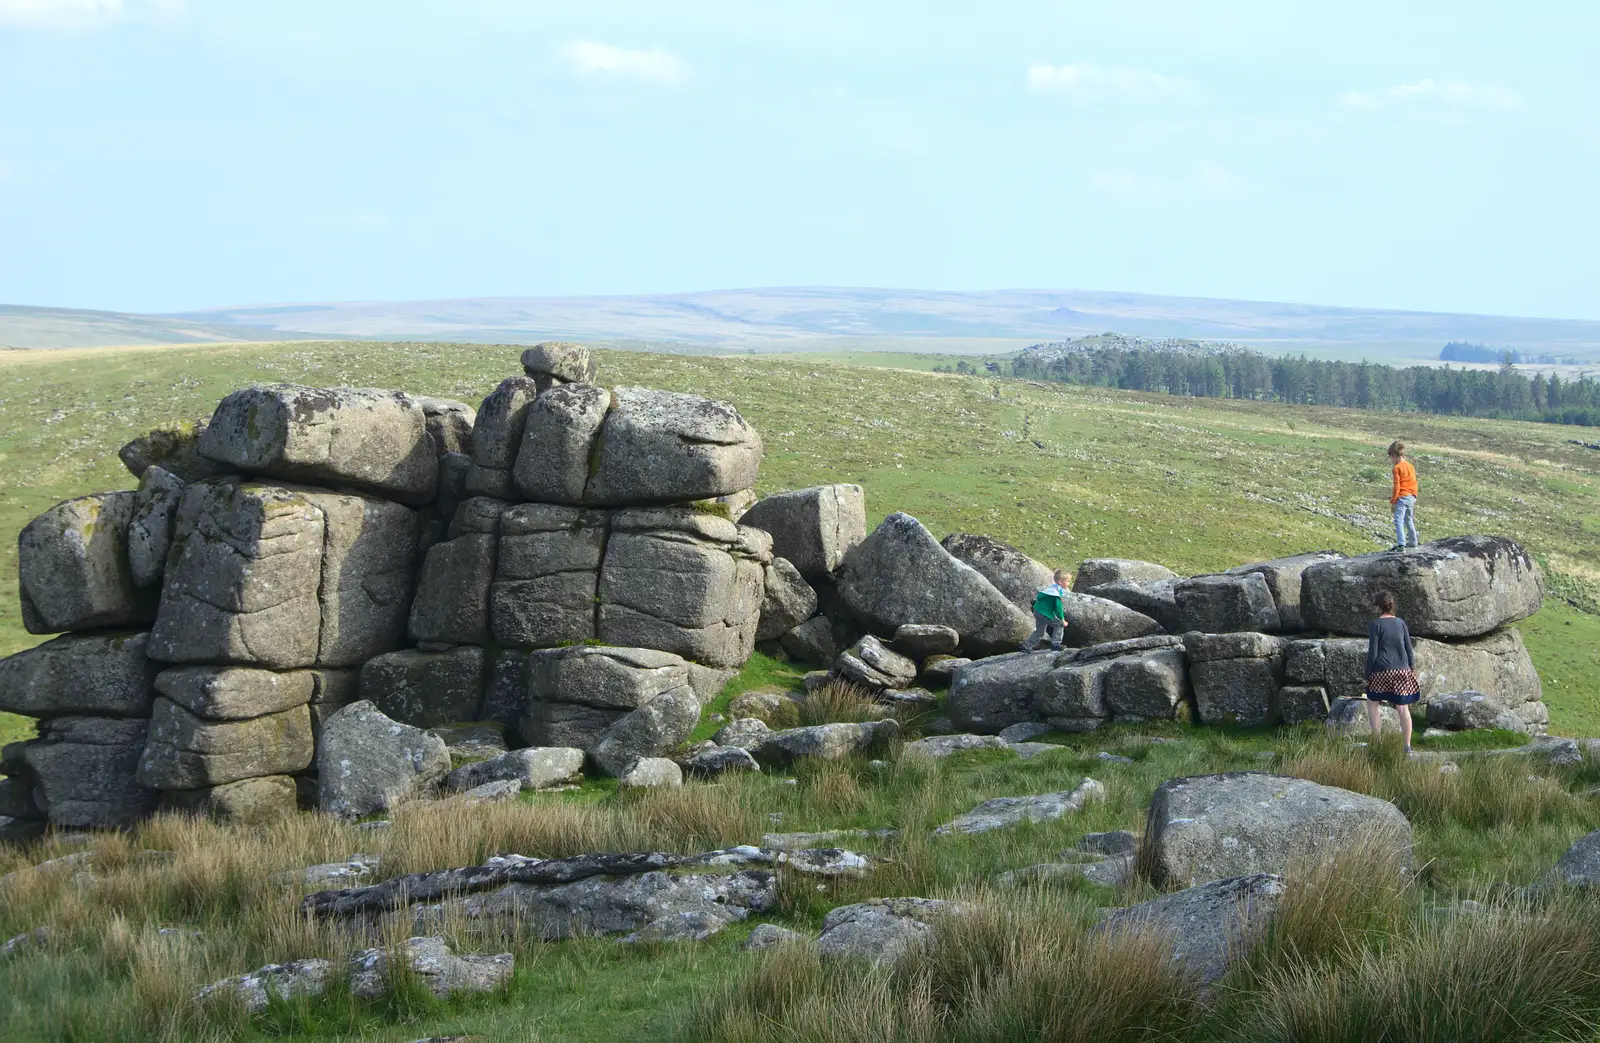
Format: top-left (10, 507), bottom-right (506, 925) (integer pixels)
top-left (3, 341), bottom-right (1600, 1040)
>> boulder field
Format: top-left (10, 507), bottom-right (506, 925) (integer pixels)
top-left (0, 343), bottom-right (1551, 836)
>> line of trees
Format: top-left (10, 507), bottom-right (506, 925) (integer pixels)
top-left (996, 346), bottom-right (1600, 427)
top-left (1440, 341), bottom-right (1579, 365)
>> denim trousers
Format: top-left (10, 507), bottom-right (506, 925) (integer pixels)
top-left (1393, 495), bottom-right (1418, 547)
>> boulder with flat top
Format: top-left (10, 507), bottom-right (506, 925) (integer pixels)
top-left (1301, 536), bottom-right (1544, 638)
top-left (198, 384), bottom-right (437, 503)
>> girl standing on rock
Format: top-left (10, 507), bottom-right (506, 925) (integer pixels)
top-left (1388, 440), bottom-right (1419, 551)
top-left (1365, 590), bottom-right (1419, 753)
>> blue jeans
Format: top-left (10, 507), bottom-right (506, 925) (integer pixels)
top-left (1022, 611), bottom-right (1064, 651)
top-left (1393, 495), bottom-right (1418, 547)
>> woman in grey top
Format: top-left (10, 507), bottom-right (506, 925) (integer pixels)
top-left (1365, 590), bottom-right (1420, 752)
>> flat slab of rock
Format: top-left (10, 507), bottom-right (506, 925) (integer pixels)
top-left (903, 734), bottom-right (1010, 759)
top-left (1075, 559), bottom-right (1177, 589)
top-left (892, 623), bottom-right (960, 658)
top-left (761, 828), bottom-right (897, 850)
top-left (835, 635), bottom-right (917, 690)
top-left (946, 652), bottom-right (1054, 733)
top-left (838, 513), bottom-right (1031, 655)
top-left (618, 757), bottom-right (683, 788)
top-left (195, 957), bottom-right (334, 1013)
top-left (934, 778), bottom-right (1104, 835)
top-left (0, 632), bottom-right (158, 718)
top-left (348, 936), bottom-right (513, 1000)
top-left (744, 923), bottom-right (808, 950)
top-left (683, 744), bottom-right (760, 776)
top-left (1302, 536), bottom-right (1544, 638)
top-left (816, 897), bottom-right (955, 964)
top-left (1146, 772), bottom-right (1412, 887)
top-left (1100, 873), bottom-right (1284, 983)
top-left (445, 747), bottom-right (583, 793)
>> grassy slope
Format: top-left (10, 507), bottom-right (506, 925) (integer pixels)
top-left (2, 340), bottom-right (1596, 737)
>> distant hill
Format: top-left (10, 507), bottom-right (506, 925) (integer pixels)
top-left (5, 288), bottom-right (1600, 362)
top-left (0, 304), bottom-right (315, 350)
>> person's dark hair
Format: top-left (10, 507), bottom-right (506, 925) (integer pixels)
top-left (1387, 440), bottom-right (1405, 458)
top-left (1375, 590), bottom-right (1397, 614)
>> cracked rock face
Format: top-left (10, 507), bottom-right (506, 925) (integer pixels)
top-left (128, 466), bottom-right (186, 589)
top-left (1145, 772), bottom-right (1412, 888)
top-left (150, 481), bottom-right (416, 670)
top-left (25, 716), bottom-right (159, 828)
top-left (138, 697), bottom-right (313, 789)
top-left (199, 384), bottom-right (438, 504)
top-left (740, 484), bottom-right (866, 581)
top-left (940, 533), bottom-right (1054, 613)
top-left (1301, 536), bottom-right (1544, 639)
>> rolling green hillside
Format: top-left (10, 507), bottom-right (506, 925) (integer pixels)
top-left (2, 341), bottom-right (1596, 736)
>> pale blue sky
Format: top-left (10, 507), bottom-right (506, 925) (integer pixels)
top-left (2, 1), bottom-right (1597, 318)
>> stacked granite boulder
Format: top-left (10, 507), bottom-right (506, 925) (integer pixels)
top-left (916, 534), bottom-right (1547, 736)
top-left (0, 343), bottom-right (790, 831)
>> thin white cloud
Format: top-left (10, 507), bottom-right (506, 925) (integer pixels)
top-left (561, 40), bottom-right (684, 86)
top-left (1340, 78), bottom-right (1519, 113)
top-left (1027, 63), bottom-right (1196, 101)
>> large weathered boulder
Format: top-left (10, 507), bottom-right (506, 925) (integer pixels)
top-left (815, 897), bottom-right (953, 964)
top-left (592, 687), bottom-right (702, 777)
top-left (119, 418), bottom-right (226, 483)
top-left (1032, 659), bottom-right (1109, 723)
top-left (511, 383), bottom-right (612, 504)
top-left (1173, 573), bottom-right (1281, 634)
top-left (756, 557), bottom-right (817, 641)
top-left (198, 384), bottom-right (437, 504)
top-left (585, 387), bottom-right (763, 506)
top-left (24, 716), bottom-right (158, 828)
top-left (835, 635), bottom-right (918, 690)
top-left (750, 720), bottom-right (900, 766)
top-left (0, 632), bottom-right (159, 718)
top-left (1057, 591), bottom-right (1163, 646)
top-left (521, 646), bottom-right (695, 752)
top-left (1185, 633), bottom-right (1287, 727)
top-left (1548, 830), bottom-right (1600, 890)
top-left (316, 701), bottom-right (451, 820)
top-left (127, 466), bottom-right (185, 589)
top-left (1226, 551), bottom-right (1343, 632)
top-left (138, 697), bottom-right (314, 789)
top-left (154, 665), bottom-right (313, 721)
top-left (1078, 578), bottom-right (1181, 633)
top-left (596, 508), bottom-right (770, 667)
top-left (1301, 536), bottom-right (1544, 638)
top-left (409, 497), bottom-right (507, 646)
top-left (1074, 559), bottom-right (1177, 590)
top-left (1145, 772), bottom-right (1412, 887)
top-left (150, 481), bottom-right (416, 669)
top-left (1099, 874), bottom-right (1284, 984)
top-left (359, 647), bottom-right (486, 728)
top-left (940, 534), bottom-right (1054, 612)
top-left (946, 653), bottom-right (1054, 733)
top-left (521, 341), bottom-right (597, 386)
top-left (1283, 637), bottom-right (1370, 703)
top-left (19, 491), bottom-right (155, 634)
top-left (838, 514), bottom-right (1031, 655)
top-left (740, 484), bottom-right (866, 581)
top-left (465, 376), bottom-right (541, 499)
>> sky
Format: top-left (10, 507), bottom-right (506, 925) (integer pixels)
top-left (1, 1), bottom-right (1598, 318)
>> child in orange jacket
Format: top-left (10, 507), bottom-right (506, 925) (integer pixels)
top-left (1388, 440), bottom-right (1419, 551)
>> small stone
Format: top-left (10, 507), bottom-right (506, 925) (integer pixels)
top-left (743, 923), bottom-right (807, 950)
top-left (934, 778), bottom-right (1105, 835)
top-left (903, 734), bottom-right (1010, 759)
top-left (457, 778), bottom-right (523, 804)
top-left (684, 745), bottom-right (761, 776)
top-left (999, 721), bottom-right (1054, 743)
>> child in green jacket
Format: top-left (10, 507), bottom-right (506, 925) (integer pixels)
top-left (1020, 569), bottom-right (1072, 652)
